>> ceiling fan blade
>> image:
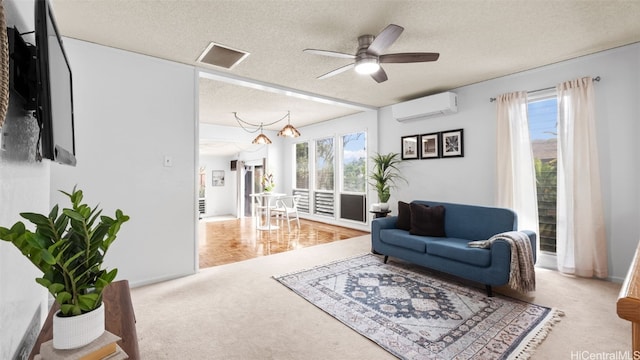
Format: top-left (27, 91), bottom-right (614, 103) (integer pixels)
top-left (303, 49), bottom-right (356, 59)
top-left (317, 63), bottom-right (355, 79)
top-left (367, 24), bottom-right (404, 55)
top-left (379, 52), bottom-right (440, 63)
top-left (370, 67), bottom-right (388, 83)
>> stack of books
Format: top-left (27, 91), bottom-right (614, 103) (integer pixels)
top-left (34, 331), bottom-right (128, 360)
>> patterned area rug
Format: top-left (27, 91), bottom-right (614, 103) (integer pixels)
top-left (274, 254), bottom-right (562, 360)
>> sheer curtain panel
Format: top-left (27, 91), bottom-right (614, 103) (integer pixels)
top-left (556, 77), bottom-right (608, 278)
top-left (495, 92), bottom-right (539, 236)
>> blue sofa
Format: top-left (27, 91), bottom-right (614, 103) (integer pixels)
top-left (371, 200), bottom-right (536, 296)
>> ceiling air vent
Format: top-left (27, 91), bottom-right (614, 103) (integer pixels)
top-left (196, 42), bottom-right (250, 70)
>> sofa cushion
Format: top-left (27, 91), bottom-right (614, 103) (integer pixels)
top-left (426, 237), bottom-right (491, 267)
top-left (411, 200), bottom-right (517, 240)
top-left (409, 203), bottom-right (446, 237)
top-left (379, 229), bottom-right (427, 253)
top-left (396, 201), bottom-right (411, 231)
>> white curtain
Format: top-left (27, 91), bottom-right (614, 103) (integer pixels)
top-left (496, 92), bottom-right (540, 237)
top-left (556, 77), bottom-right (608, 278)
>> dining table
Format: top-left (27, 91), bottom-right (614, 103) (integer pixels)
top-left (249, 192), bottom-right (285, 231)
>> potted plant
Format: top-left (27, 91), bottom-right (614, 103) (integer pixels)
top-left (0, 187), bottom-right (129, 349)
top-left (369, 152), bottom-right (406, 211)
top-left (261, 173), bottom-right (275, 192)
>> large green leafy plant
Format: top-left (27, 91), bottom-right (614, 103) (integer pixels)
top-left (369, 152), bottom-right (406, 203)
top-left (0, 187), bottom-right (129, 317)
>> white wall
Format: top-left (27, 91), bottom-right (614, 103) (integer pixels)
top-left (199, 154), bottom-right (236, 217)
top-left (0, 120), bottom-right (50, 360)
top-left (0, 1), bottom-right (50, 358)
top-left (50, 39), bottom-right (198, 287)
top-left (378, 43), bottom-right (640, 281)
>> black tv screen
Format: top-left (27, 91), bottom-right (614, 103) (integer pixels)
top-left (35, 0), bottom-right (76, 166)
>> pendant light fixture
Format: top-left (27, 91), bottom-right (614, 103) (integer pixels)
top-left (235, 111), bottom-right (301, 144)
top-left (252, 124), bottom-right (272, 144)
top-left (277, 112), bottom-right (301, 138)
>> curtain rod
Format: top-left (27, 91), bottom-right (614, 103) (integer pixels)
top-left (489, 76), bottom-right (601, 102)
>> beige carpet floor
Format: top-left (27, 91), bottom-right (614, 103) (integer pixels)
top-left (131, 235), bottom-right (630, 359)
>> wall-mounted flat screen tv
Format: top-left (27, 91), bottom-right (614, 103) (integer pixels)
top-left (35, 0), bottom-right (76, 166)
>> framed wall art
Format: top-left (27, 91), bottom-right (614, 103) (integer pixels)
top-left (211, 170), bottom-right (225, 186)
top-left (420, 132), bottom-right (440, 159)
top-left (441, 129), bottom-right (464, 158)
top-left (401, 135), bottom-right (419, 160)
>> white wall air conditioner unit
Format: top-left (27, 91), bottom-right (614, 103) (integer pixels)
top-left (392, 92), bottom-right (458, 122)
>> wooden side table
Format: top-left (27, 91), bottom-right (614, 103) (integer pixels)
top-left (28, 280), bottom-right (140, 360)
top-left (370, 210), bottom-right (391, 218)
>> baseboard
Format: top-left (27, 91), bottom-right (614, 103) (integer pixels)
top-left (127, 270), bottom-right (196, 289)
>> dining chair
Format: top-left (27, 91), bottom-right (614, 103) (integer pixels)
top-left (252, 194), bottom-right (270, 229)
top-left (272, 195), bottom-right (301, 232)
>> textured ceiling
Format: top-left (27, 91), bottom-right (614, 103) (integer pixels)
top-left (49, 0), bottom-right (640, 154)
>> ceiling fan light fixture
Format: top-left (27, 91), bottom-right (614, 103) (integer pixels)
top-left (305, 24), bottom-right (439, 82)
top-left (355, 58), bottom-right (380, 75)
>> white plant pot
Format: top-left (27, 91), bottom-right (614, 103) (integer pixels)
top-left (379, 203), bottom-right (389, 211)
top-left (53, 303), bottom-right (105, 349)
top-left (371, 203), bottom-right (381, 211)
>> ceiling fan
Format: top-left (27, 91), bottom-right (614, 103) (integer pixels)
top-left (304, 24), bottom-right (439, 83)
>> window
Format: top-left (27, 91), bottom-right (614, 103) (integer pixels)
top-left (342, 132), bottom-right (366, 192)
top-left (315, 137), bottom-right (334, 191)
top-left (314, 137), bottom-right (334, 216)
top-left (294, 142), bottom-right (310, 213)
top-left (295, 142), bottom-right (309, 189)
top-left (293, 131), bottom-right (367, 219)
top-left (528, 94), bottom-right (558, 253)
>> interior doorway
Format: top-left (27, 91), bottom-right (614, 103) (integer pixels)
top-left (239, 159), bottom-right (266, 219)
top-left (244, 168), bottom-right (253, 217)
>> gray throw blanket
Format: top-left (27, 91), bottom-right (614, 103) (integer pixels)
top-left (468, 231), bottom-right (536, 293)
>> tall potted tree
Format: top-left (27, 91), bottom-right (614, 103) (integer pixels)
top-left (0, 187), bottom-right (129, 349)
top-left (369, 152), bottom-right (406, 211)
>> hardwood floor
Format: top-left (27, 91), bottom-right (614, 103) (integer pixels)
top-left (198, 216), bottom-right (369, 269)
